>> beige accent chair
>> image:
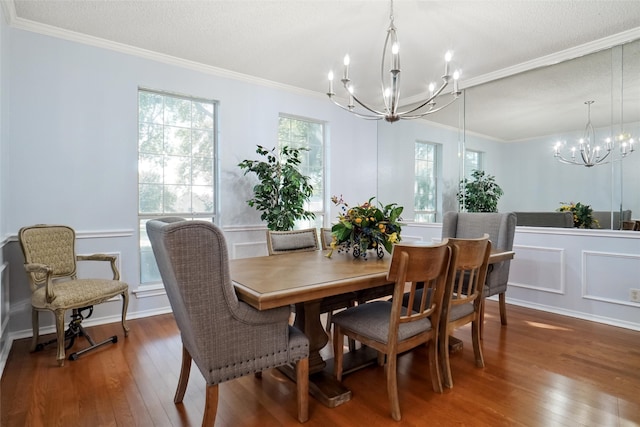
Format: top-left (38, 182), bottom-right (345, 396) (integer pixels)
top-left (147, 218), bottom-right (309, 425)
top-left (439, 235), bottom-right (491, 388)
top-left (332, 242), bottom-right (453, 421)
top-left (18, 224), bottom-right (129, 366)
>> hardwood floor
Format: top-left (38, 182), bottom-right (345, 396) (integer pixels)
top-left (2, 301), bottom-right (639, 426)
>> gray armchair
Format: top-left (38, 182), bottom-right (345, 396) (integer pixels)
top-left (441, 211), bottom-right (516, 327)
top-left (146, 218), bottom-right (310, 424)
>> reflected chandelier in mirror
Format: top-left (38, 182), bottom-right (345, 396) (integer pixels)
top-left (553, 100), bottom-right (635, 167)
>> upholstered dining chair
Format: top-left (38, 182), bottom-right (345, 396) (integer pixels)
top-left (332, 242), bottom-right (454, 421)
top-left (18, 224), bottom-right (129, 366)
top-left (439, 235), bottom-right (491, 389)
top-left (146, 218), bottom-right (310, 425)
top-left (266, 228), bottom-right (319, 255)
top-left (441, 211), bottom-right (516, 330)
top-left (268, 227), bottom-right (356, 335)
top-left (320, 227), bottom-right (334, 249)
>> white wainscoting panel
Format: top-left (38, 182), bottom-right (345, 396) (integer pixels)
top-left (509, 245), bottom-right (565, 294)
top-left (232, 241), bottom-right (268, 259)
top-left (582, 250), bottom-right (640, 307)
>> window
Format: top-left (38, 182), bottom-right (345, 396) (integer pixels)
top-left (464, 149), bottom-right (484, 179)
top-left (277, 115), bottom-right (326, 229)
top-left (138, 89), bottom-right (217, 284)
top-left (414, 141), bottom-right (438, 222)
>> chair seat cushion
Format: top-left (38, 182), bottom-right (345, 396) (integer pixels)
top-left (331, 301), bottom-right (432, 344)
top-left (449, 302), bottom-right (475, 321)
top-left (32, 279), bottom-right (128, 310)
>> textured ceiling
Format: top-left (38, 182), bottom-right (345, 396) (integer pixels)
top-left (8, 0), bottom-right (640, 141)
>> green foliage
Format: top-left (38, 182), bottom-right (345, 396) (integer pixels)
top-left (457, 170), bottom-right (504, 213)
top-left (557, 202), bottom-right (598, 228)
top-left (238, 145), bottom-right (315, 231)
top-left (330, 196), bottom-right (403, 256)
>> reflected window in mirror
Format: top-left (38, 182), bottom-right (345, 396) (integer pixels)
top-left (414, 141), bottom-right (440, 222)
top-left (464, 149), bottom-right (484, 179)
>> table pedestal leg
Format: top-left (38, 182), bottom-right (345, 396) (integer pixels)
top-left (278, 300), bottom-right (353, 408)
top-left (294, 300), bottom-right (327, 374)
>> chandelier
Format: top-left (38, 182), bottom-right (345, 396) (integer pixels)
top-left (554, 101), bottom-right (635, 167)
top-left (326, 0), bottom-right (461, 123)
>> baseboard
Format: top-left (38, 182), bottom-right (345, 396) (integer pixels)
top-left (0, 305), bottom-right (173, 377)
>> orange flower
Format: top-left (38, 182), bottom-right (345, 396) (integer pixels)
top-left (355, 217), bottom-right (362, 224)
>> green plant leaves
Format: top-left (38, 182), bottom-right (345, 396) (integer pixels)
top-left (238, 145), bottom-right (316, 231)
top-left (457, 169), bottom-right (504, 212)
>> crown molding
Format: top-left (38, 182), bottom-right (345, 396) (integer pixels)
top-left (460, 27), bottom-right (640, 90)
top-left (6, 5), bottom-right (640, 101)
top-left (7, 13), bottom-right (325, 100)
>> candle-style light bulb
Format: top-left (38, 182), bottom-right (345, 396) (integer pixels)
top-left (444, 51), bottom-right (453, 76)
top-left (343, 54), bottom-right (350, 80)
top-left (391, 43), bottom-right (399, 70)
top-left (428, 82), bottom-right (435, 97)
top-left (328, 70), bottom-right (334, 94)
top-left (453, 70), bottom-right (460, 93)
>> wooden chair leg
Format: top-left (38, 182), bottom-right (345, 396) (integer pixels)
top-left (121, 291), bottom-right (130, 337)
top-left (499, 292), bottom-right (508, 325)
top-left (202, 384), bottom-right (219, 427)
top-left (30, 309), bottom-right (39, 352)
top-left (55, 310), bottom-right (66, 366)
top-left (386, 353), bottom-right (401, 421)
top-left (174, 345), bottom-right (192, 403)
top-left (296, 357), bottom-right (309, 423)
top-left (479, 299), bottom-right (485, 339)
top-left (332, 326), bottom-right (344, 381)
top-left (427, 339), bottom-right (442, 393)
top-left (325, 311), bottom-right (333, 333)
top-left (439, 329), bottom-right (453, 389)
top-left (471, 318), bottom-right (485, 368)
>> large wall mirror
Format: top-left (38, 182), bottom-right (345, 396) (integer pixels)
top-left (378, 38), bottom-right (640, 228)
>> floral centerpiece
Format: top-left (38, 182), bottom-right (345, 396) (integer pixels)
top-left (327, 195), bottom-right (403, 259)
top-left (557, 201), bottom-right (599, 229)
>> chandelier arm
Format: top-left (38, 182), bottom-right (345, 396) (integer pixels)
top-left (328, 95), bottom-right (385, 120)
top-left (381, 25), bottom-right (395, 114)
top-left (346, 89), bottom-right (389, 117)
top-left (399, 80), bottom-right (452, 116)
top-left (399, 96), bottom-right (460, 119)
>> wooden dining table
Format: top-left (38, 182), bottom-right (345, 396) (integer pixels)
top-left (230, 247), bottom-right (515, 408)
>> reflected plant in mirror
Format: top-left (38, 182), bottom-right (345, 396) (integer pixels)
top-left (458, 170), bottom-right (504, 212)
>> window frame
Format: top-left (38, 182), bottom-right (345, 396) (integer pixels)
top-left (414, 140), bottom-right (440, 223)
top-left (464, 149), bottom-right (484, 179)
top-left (137, 88), bottom-right (219, 286)
top-left (277, 113), bottom-right (328, 229)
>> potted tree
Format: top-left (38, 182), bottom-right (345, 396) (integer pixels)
top-left (457, 169), bottom-right (504, 212)
top-left (238, 145), bottom-right (315, 231)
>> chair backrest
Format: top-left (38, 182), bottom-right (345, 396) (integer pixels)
top-left (320, 228), bottom-right (333, 249)
top-left (441, 211), bottom-right (516, 296)
top-left (592, 210), bottom-right (632, 229)
top-left (266, 228), bottom-right (319, 255)
top-left (387, 242), bottom-right (453, 342)
top-left (445, 235), bottom-right (492, 312)
top-left (19, 224), bottom-right (78, 289)
top-left (146, 218), bottom-right (245, 373)
top-left (514, 211), bottom-right (574, 228)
